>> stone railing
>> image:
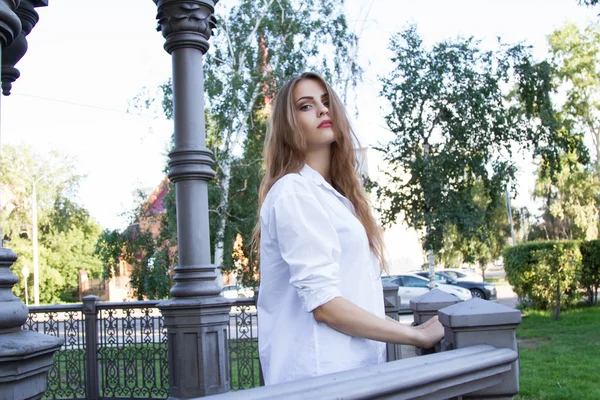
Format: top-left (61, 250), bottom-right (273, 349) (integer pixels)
top-left (24, 286), bottom-right (519, 399)
top-left (203, 289), bottom-right (521, 400)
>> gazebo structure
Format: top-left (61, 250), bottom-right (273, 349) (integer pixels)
top-left (0, 1), bottom-right (523, 399)
top-left (0, 0), bottom-right (232, 398)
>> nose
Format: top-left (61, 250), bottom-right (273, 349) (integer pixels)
top-left (318, 103), bottom-right (328, 116)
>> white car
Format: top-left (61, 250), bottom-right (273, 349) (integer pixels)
top-left (382, 273), bottom-right (472, 310)
top-left (220, 285), bottom-right (254, 299)
top-left (440, 268), bottom-right (484, 283)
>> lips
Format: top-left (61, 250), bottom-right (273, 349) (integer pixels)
top-left (318, 120), bottom-right (333, 128)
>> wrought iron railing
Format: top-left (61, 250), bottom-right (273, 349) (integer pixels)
top-left (23, 296), bottom-right (261, 400)
top-left (228, 298), bottom-right (262, 390)
top-left (23, 304), bottom-right (87, 399)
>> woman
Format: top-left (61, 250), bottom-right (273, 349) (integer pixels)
top-left (253, 72), bottom-right (444, 386)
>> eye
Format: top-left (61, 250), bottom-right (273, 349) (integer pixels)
top-left (299, 104), bottom-right (312, 111)
top-left (323, 100), bottom-right (330, 107)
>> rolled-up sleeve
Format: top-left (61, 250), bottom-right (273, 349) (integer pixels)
top-left (270, 191), bottom-right (342, 313)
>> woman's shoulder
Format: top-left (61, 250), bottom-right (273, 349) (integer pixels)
top-left (267, 172), bottom-right (314, 199)
top-left (261, 172), bottom-right (317, 216)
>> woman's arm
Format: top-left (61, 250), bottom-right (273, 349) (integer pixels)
top-left (313, 297), bottom-right (444, 349)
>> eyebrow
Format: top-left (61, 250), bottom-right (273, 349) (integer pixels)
top-left (295, 93), bottom-right (329, 104)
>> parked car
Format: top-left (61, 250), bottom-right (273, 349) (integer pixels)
top-left (439, 268), bottom-right (484, 283)
top-left (413, 271), bottom-right (497, 300)
top-left (220, 285), bottom-right (254, 299)
top-left (381, 273), bottom-right (472, 310)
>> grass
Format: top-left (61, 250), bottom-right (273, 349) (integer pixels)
top-left (516, 305), bottom-right (600, 400)
top-left (484, 276), bottom-right (507, 285)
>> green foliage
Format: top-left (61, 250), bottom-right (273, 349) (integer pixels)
top-left (457, 186), bottom-right (511, 277)
top-left (96, 229), bottom-right (125, 280)
top-left (122, 226), bottom-right (173, 301)
top-left (504, 241), bottom-right (583, 311)
top-left (41, 201), bottom-right (103, 302)
top-left (1, 144), bottom-right (102, 304)
top-left (549, 22), bottom-right (600, 166)
top-left (94, 183), bottom-right (176, 300)
top-left (377, 27), bottom-right (542, 253)
top-left (533, 153), bottom-right (600, 240)
top-left (579, 239), bottom-right (600, 305)
top-left (435, 183), bottom-right (511, 277)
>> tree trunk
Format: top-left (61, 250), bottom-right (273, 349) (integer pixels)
top-left (480, 260), bottom-right (486, 281)
top-left (554, 274), bottom-right (561, 321)
top-left (213, 157), bottom-right (232, 285)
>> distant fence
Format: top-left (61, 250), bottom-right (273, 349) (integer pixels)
top-left (23, 297), bottom-right (261, 400)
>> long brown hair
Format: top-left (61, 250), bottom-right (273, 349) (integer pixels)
top-left (251, 72), bottom-right (386, 269)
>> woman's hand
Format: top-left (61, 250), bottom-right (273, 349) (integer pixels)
top-left (413, 316), bottom-right (444, 348)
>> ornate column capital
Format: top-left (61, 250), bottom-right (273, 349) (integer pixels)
top-left (0, 0), bottom-right (21, 48)
top-left (1, 0), bottom-right (46, 95)
top-left (154, 0), bottom-right (218, 54)
top-left (15, 0), bottom-right (39, 35)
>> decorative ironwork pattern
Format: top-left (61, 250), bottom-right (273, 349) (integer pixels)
top-left (23, 305), bottom-right (86, 399)
top-left (24, 297), bottom-right (263, 399)
top-left (97, 303), bottom-right (169, 399)
top-left (228, 297), bottom-right (262, 390)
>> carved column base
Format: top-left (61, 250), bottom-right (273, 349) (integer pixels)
top-left (0, 248), bottom-right (63, 400)
top-left (158, 297), bottom-right (232, 399)
top-left (0, 330), bottom-right (63, 400)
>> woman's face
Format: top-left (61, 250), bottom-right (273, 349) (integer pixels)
top-left (292, 79), bottom-right (336, 150)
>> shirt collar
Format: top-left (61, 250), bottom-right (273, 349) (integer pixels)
top-left (299, 164), bottom-right (347, 201)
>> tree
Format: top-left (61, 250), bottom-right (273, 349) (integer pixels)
top-left (95, 182), bottom-right (176, 300)
top-left (533, 152), bottom-right (600, 240)
top-left (443, 183), bottom-right (511, 280)
top-left (1, 144), bottom-right (102, 304)
top-left (549, 22), bottom-right (600, 168)
top-left (375, 26), bottom-right (584, 269)
top-left (135, 0), bottom-right (362, 285)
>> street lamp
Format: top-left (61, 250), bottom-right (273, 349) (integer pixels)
top-left (22, 265), bottom-right (29, 306)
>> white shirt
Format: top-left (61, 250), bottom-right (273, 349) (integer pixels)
top-left (257, 164), bottom-right (386, 386)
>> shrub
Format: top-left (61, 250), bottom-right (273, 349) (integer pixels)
top-left (503, 241), bottom-right (582, 313)
top-left (580, 240), bottom-right (600, 306)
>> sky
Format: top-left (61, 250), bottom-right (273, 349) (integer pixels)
top-left (1, 0), bottom-right (596, 234)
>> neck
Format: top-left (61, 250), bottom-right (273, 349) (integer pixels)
top-left (306, 146), bottom-right (332, 183)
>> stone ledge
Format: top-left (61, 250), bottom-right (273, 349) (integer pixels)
top-left (0, 330), bottom-right (63, 360)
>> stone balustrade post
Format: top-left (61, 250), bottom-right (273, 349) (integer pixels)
top-left (409, 289), bottom-right (461, 355)
top-left (0, 2), bottom-right (63, 399)
top-left (83, 295), bottom-right (100, 400)
top-left (382, 281), bottom-right (402, 361)
top-left (438, 298), bottom-right (522, 399)
top-left (151, 1), bottom-right (232, 398)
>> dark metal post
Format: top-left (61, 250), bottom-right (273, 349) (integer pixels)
top-left (382, 282), bottom-right (402, 361)
top-left (83, 295), bottom-right (100, 400)
top-left (152, 1), bottom-right (231, 398)
top-left (0, 2), bottom-right (63, 399)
